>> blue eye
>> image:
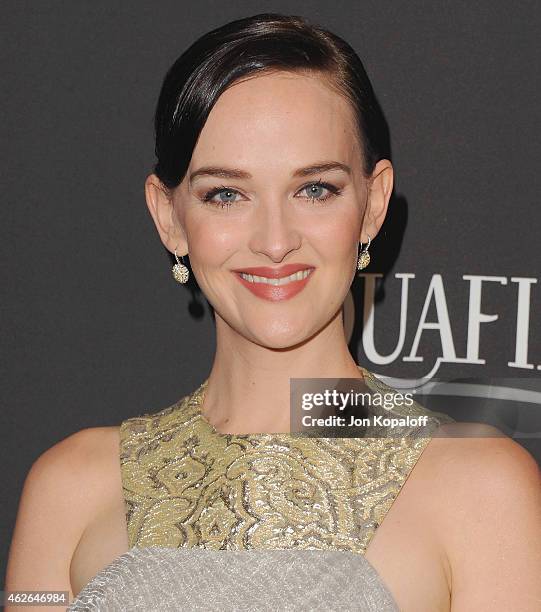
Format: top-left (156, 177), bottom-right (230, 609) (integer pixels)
top-left (202, 187), bottom-right (241, 207)
top-left (200, 180), bottom-right (342, 209)
top-left (298, 181), bottom-right (342, 203)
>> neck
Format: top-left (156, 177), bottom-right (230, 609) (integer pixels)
top-left (200, 309), bottom-right (365, 434)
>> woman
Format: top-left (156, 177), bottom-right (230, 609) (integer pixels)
top-left (6, 13), bottom-right (541, 612)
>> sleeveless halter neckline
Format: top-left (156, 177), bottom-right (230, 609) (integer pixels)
top-left (119, 365), bottom-right (453, 554)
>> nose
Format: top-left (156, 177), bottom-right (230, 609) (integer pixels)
top-left (248, 197), bottom-right (302, 262)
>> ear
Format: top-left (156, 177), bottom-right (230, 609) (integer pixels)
top-left (144, 174), bottom-right (188, 256)
top-left (360, 159), bottom-right (394, 242)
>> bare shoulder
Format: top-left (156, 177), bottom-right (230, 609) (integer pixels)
top-left (422, 421), bottom-right (540, 487)
top-left (419, 422), bottom-right (541, 610)
top-left (26, 425), bottom-right (122, 505)
top-left (17, 424), bottom-right (122, 521)
top-left (44, 425), bottom-right (120, 461)
top-left (48, 425), bottom-right (121, 472)
top-left (5, 426), bottom-right (122, 605)
top-left (421, 421), bottom-right (540, 509)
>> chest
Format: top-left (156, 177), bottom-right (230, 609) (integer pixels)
top-left (123, 434), bottom-right (417, 552)
top-left (122, 432), bottom-right (450, 609)
top-left (70, 479), bottom-right (450, 611)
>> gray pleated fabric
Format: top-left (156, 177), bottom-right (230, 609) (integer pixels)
top-left (68, 547), bottom-right (399, 611)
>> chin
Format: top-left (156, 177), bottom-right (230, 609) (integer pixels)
top-left (245, 317), bottom-right (320, 350)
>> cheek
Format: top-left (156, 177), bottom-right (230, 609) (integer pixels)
top-left (307, 208), bottom-right (360, 261)
top-left (184, 212), bottom-right (241, 266)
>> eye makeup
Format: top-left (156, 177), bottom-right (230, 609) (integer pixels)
top-left (199, 179), bottom-right (343, 209)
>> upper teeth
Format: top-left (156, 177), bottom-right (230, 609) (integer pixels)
top-left (239, 269), bottom-right (313, 285)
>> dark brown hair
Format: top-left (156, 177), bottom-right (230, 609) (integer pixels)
top-left (153, 13), bottom-right (389, 190)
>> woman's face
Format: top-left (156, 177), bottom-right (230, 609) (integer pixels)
top-left (148, 70), bottom-right (392, 349)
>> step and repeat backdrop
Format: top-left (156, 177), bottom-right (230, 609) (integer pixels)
top-left (3, 1), bottom-right (539, 580)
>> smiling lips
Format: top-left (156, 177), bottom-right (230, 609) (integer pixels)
top-left (232, 263), bottom-right (315, 302)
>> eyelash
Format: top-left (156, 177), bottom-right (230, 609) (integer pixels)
top-left (200, 180), bottom-right (343, 209)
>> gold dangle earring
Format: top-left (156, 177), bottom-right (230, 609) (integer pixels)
top-left (357, 235), bottom-right (371, 271)
top-left (172, 248), bottom-right (190, 284)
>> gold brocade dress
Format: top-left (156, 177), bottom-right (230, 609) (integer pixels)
top-left (68, 365), bottom-right (454, 611)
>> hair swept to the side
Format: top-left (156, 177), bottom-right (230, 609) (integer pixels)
top-left (154, 12), bottom-right (389, 190)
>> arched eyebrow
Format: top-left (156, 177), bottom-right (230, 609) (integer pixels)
top-left (188, 161), bottom-right (351, 186)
